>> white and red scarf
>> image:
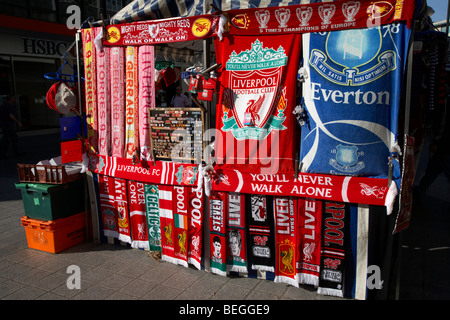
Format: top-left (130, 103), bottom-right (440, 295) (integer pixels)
top-left (138, 45), bottom-right (155, 162)
top-left (246, 194), bottom-right (275, 272)
top-left (274, 197), bottom-right (298, 287)
top-left (114, 178), bottom-right (131, 244)
top-left (159, 184), bottom-right (176, 264)
top-left (226, 193), bottom-right (247, 274)
top-left (173, 186), bottom-right (189, 267)
top-left (318, 201), bottom-right (347, 297)
top-left (144, 184), bottom-right (161, 252)
top-left (128, 180), bottom-right (148, 250)
top-left (209, 191), bottom-right (227, 276)
top-left (188, 186), bottom-right (204, 270)
top-left (125, 46), bottom-right (139, 159)
top-left (110, 46), bottom-right (125, 158)
top-left (82, 27), bottom-right (98, 155)
top-left (214, 33), bottom-right (301, 174)
top-left (297, 198), bottom-right (322, 286)
top-left (98, 174), bottom-right (118, 238)
top-left (96, 38), bottom-right (111, 156)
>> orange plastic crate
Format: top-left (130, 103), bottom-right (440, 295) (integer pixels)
top-left (21, 212), bottom-right (86, 253)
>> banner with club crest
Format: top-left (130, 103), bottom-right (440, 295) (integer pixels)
top-left (300, 22), bottom-right (411, 180)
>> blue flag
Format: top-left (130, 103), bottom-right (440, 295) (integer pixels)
top-left (300, 23), bottom-right (411, 180)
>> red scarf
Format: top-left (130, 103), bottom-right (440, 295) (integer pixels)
top-left (98, 174), bottom-right (118, 238)
top-left (128, 180), bottom-right (148, 250)
top-left (125, 46), bottom-right (139, 159)
top-left (274, 197), bottom-right (298, 287)
top-left (188, 186), bottom-right (204, 270)
top-left (114, 178), bottom-right (131, 244)
top-left (173, 186), bottom-right (189, 267)
top-left (159, 184), bottom-right (176, 264)
top-left (297, 198), bottom-right (322, 286)
top-left (209, 191), bottom-right (227, 276)
top-left (110, 46), bottom-right (125, 158)
top-left (226, 193), bottom-right (247, 273)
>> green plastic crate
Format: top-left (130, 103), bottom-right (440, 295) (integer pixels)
top-left (15, 179), bottom-right (85, 221)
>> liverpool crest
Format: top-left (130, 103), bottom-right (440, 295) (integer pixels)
top-left (222, 39), bottom-right (288, 141)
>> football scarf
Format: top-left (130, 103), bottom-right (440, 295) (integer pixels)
top-left (114, 178), bottom-right (131, 244)
top-left (173, 186), bottom-right (189, 267)
top-left (144, 184), bottom-right (161, 252)
top-left (209, 191), bottom-right (227, 276)
top-left (274, 197), bottom-right (298, 287)
top-left (318, 201), bottom-right (347, 297)
top-left (125, 46), bottom-right (139, 160)
top-left (138, 45), bottom-right (155, 162)
top-left (98, 174), bottom-right (118, 238)
top-left (300, 23), bottom-right (411, 180)
top-left (128, 180), bottom-right (149, 250)
top-left (159, 184), bottom-right (176, 264)
top-left (82, 28), bottom-right (98, 155)
top-left (96, 40), bottom-right (111, 156)
top-left (188, 186), bottom-right (204, 270)
top-left (226, 193), bottom-right (247, 274)
top-left (110, 46), bottom-right (125, 158)
top-left (214, 33), bottom-right (301, 174)
top-left (246, 194), bottom-right (275, 272)
top-left (297, 198), bottom-right (322, 287)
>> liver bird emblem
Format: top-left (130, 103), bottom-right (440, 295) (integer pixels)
top-left (245, 95), bottom-right (265, 126)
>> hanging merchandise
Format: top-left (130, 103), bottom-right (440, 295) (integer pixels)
top-left (209, 191), bottom-right (228, 276)
top-left (159, 184), bottom-right (176, 264)
top-left (144, 184), bottom-right (162, 252)
top-left (300, 23), bottom-right (412, 184)
top-left (214, 33), bottom-right (302, 174)
top-left (82, 27), bottom-right (99, 155)
top-left (115, 178), bottom-right (132, 244)
top-left (274, 197), bottom-right (298, 287)
top-left (318, 201), bottom-right (347, 297)
top-left (98, 174), bottom-right (119, 239)
top-left (138, 45), bottom-right (155, 162)
top-left (246, 194), bottom-right (275, 272)
top-left (110, 46), bottom-right (126, 158)
top-left (296, 198), bottom-right (322, 287)
top-left (96, 42), bottom-right (111, 156)
top-left (125, 46), bottom-right (140, 160)
top-left (226, 193), bottom-right (247, 273)
top-left (187, 186), bottom-right (204, 270)
top-left (128, 180), bottom-right (149, 250)
top-left (173, 186), bottom-right (189, 267)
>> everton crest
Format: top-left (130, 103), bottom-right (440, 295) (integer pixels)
top-left (221, 39), bottom-right (289, 141)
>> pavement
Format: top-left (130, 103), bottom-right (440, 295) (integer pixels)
top-left (0, 129), bottom-right (449, 303)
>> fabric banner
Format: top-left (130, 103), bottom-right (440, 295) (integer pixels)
top-left (226, 193), bottom-right (247, 273)
top-left (144, 184), bottom-right (162, 252)
top-left (138, 45), bottom-right (155, 162)
top-left (274, 197), bottom-right (298, 287)
top-left (300, 22), bottom-right (411, 180)
top-left (98, 174), bottom-right (118, 238)
top-left (159, 184), bottom-right (176, 264)
top-left (128, 180), bottom-right (149, 250)
top-left (173, 186), bottom-right (189, 267)
top-left (226, 0), bottom-right (414, 36)
top-left (93, 155), bottom-right (199, 187)
top-left (318, 201), bottom-right (347, 297)
top-left (214, 33), bottom-right (301, 174)
top-left (211, 169), bottom-right (391, 207)
top-left (110, 46), bottom-right (125, 158)
top-left (246, 194), bottom-right (275, 272)
top-left (125, 46), bottom-right (139, 160)
top-left (209, 191), bottom-right (227, 276)
top-left (297, 198), bottom-right (322, 286)
top-left (105, 14), bottom-right (221, 46)
top-left (96, 39), bottom-right (111, 156)
top-left (82, 28), bottom-right (98, 155)
top-left (187, 186), bottom-right (204, 270)
top-left (114, 178), bottom-right (132, 244)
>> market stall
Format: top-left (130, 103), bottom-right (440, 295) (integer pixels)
top-left (55, 0), bottom-right (445, 300)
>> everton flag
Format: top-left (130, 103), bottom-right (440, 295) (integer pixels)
top-left (300, 22), bottom-right (411, 179)
top-left (214, 34), bottom-right (301, 174)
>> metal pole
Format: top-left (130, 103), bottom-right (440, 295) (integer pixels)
top-left (446, 0), bottom-right (450, 35)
